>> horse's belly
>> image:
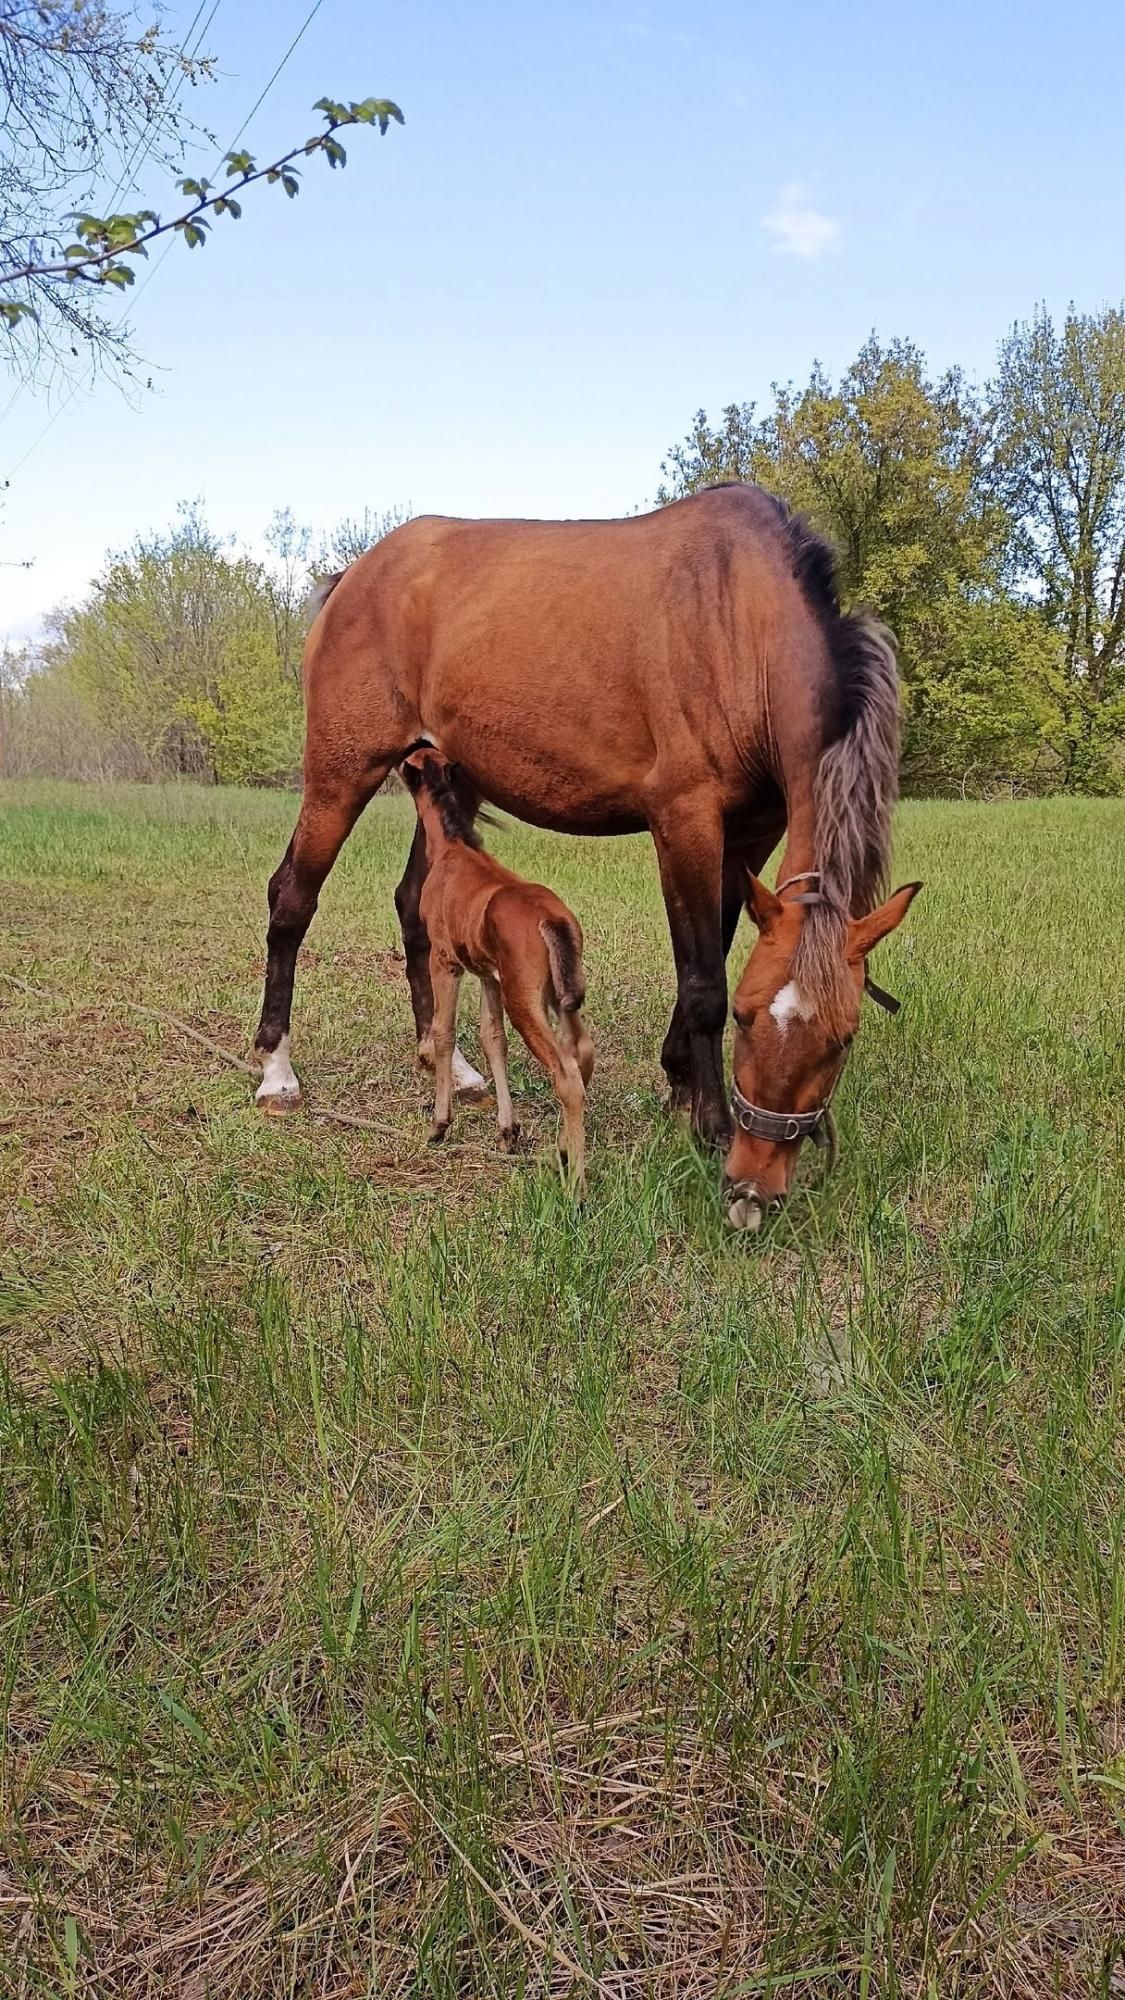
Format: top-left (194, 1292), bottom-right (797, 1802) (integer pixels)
top-left (422, 660), bottom-right (654, 835)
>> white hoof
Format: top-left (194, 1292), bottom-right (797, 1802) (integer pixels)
top-left (451, 1047), bottom-right (488, 1098)
top-left (256, 1036), bottom-right (301, 1113)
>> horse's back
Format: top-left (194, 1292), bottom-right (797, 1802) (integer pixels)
top-left (303, 487), bottom-right (829, 828)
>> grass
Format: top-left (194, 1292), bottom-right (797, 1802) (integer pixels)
top-left (1, 776), bottom-right (1123, 1998)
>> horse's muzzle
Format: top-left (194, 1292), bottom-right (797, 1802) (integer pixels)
top-left (723, 1180), bottom-right (784, 1233)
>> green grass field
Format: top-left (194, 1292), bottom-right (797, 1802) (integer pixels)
top-left (2, 779), bottom-right (1124, 1998)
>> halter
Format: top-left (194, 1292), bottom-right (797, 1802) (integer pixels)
top-left (728, 870), bottom-right (902, 1157)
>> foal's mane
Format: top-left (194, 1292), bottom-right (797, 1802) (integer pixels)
top-left (410, 754), bottom-right (489, 850)
top-left (761, 494), bottom-right (902, 1031)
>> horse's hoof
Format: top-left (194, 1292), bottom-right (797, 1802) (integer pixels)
top-left (428, 1121), bottom-right (450, 1146)
top-left (498, 1123), bottom-right (522, 1153)
top-left (256, 1087), bottom-right (301, 1117)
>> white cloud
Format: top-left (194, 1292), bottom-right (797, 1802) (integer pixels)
top-left (761, 183), bottom-right (841, 260)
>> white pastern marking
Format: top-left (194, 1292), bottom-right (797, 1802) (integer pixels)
top-left (768, 980), bottom-right (815, 1033)
top-left (256, 1033), bottom-right (300, 1100)
top-left (451, 1047), bottom-right (487, 1094)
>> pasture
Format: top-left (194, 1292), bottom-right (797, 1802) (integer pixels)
top-left (1, 778), bottom-right (1123, 1997)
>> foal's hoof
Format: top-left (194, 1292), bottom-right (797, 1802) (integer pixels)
top-left (256, 1086), bottom-right (301, 1117)
top-left (428, 1120), bottom-right (450, 1146)
top-left (498, 1123), bottom-right (522, 1153)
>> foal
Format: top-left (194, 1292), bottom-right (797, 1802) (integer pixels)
top-left (400, 751), bottom-right (594, 1189)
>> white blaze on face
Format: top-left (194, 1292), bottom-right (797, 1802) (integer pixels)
top-left (768, 980), bottom-right (815, 1034)
top-left (257, 1033), bottom-right (300, 1101)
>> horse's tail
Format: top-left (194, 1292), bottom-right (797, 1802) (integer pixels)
top-left (307, 570), bottom-right (346, 619)
top-left (540, 917), bottom-right (586, 1014)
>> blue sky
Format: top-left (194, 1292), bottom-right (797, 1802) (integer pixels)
top-left (3, 0), bottom-right (1124, 638)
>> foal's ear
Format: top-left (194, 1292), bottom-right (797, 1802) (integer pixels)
top-left (743, 870), bottom-right (784, 931)
top-left (847, 882), bottom-right (923, 959)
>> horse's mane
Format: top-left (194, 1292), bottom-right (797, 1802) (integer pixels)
top-left (766, 497), bottom-right (902, 1033)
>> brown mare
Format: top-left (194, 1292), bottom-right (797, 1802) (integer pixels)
top-left (253, 483), bottom-right (919, 1226)
top-left (400, 749), bottom-right (594, 1188)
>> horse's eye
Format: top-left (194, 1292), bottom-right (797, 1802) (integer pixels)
top-left (732, 1007), bottom-right (753, 1032)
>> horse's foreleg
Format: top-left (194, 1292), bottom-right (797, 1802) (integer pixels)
top-left (651, 804), bottom-right (731, 1150)
top-left (660, 847), bottom-right (748, 1109)
top-left (254, 782), bottom-right (374, 1111)
top-left (394, 815), bottom-right (487, 1098)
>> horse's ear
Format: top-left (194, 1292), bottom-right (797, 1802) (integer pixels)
top-left (848, 882), bottom-right (922, 959)
top-left (743, 871), bottom-right (783, 932)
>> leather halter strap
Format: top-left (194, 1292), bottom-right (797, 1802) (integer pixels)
top-left (729, 1080), bottom-right (833, 1148)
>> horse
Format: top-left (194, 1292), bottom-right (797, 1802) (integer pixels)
top-left (252, 483), bottom-right (915, 1223)
top-left (399, 748), bottom-right (594, 1189)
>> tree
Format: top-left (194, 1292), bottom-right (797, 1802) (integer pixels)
top-left (1, 498), bottom-right (415, 784)
top-left (314, 503), bottom-right (412, 574)
top-left (995, 305), bottom-right (1125, 791)
top-left (36, 506), bottom-right (304, 782)
top-left (657, 336), bottom-right (1061, 792)
top-left (0, 0), bottom-right (402, 384)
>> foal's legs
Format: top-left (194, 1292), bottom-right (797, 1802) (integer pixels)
top-left (478, 973), bottom-right (519, 1148)
top-left (254, 780), bottom-right (376, 1110)
top-left (427, 959), bottom-right (463, 1143)
top-left (505, 994), bottom-right (587, 1194)
top-left (394, 816), bottom-right (487, 1097)
top-left (559, 1005), bottom-right (594, 1088)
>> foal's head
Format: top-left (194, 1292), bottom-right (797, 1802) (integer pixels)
top-left (400, 749), bottom-right (483, 849)
top-left (723, 873), bottom-right (921, 1232)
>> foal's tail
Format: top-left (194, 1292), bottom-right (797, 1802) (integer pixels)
top-left (540, 918), bottom-right (586, 1014)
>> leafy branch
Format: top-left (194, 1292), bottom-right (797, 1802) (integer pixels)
top-left (0, 96), bottom-right (403, 325)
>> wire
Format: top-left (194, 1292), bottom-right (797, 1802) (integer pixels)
top-left (2, 0), bottom-right (326, 485)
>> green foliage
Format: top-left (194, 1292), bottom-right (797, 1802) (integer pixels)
top-left (3, 502), bottom-right (410, 786)
top-left (658, 330), bottom-right (1125, 795)
top-left (996, 305), bottom-right (1125, 792)
top-left (180, 626), bottom-right (303, 788)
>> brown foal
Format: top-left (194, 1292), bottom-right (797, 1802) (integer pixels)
top-left (400, 751), bottom-right (594, 1190)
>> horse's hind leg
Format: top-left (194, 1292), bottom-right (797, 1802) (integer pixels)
top-left (559, 1005), bottom-right (594, 1088)
top-left (395, 816), bottom-right (487, 1099)
top-left (478, 974), bottom-right (519, 1148)
top-left (506, 993), bottom-right (587, 1196)
top-left (254, 780), bottom-right (375, 1111)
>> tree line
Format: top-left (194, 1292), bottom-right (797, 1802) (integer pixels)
top-left (3, 303), bottom-right (1125, 795)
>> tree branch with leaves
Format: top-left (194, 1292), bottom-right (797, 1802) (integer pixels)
top-left (0, 0), bottom-right (402, 385)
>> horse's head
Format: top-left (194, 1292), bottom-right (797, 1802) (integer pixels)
top-left (723, 872), bottom-right (922, 1232)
